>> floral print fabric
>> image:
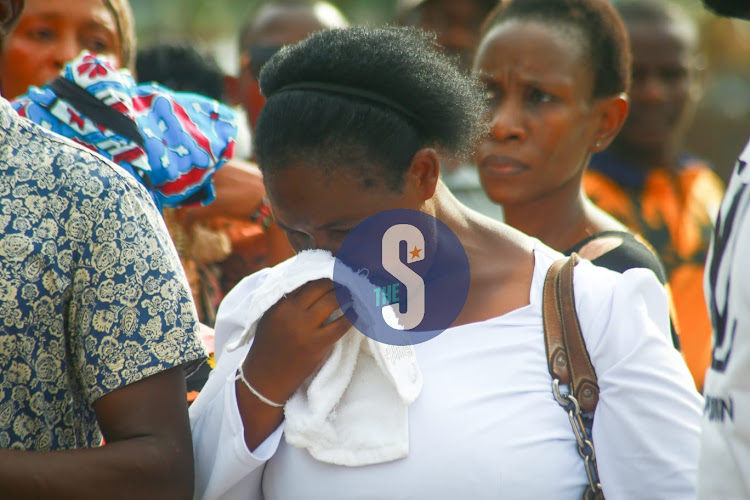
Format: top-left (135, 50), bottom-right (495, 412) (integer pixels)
top-left (0, 97), bottom-right (206, 450)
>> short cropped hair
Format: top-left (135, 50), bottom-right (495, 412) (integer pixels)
top-left (482, 0), bottom-right (631, 97)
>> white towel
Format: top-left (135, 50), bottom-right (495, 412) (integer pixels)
top-left (227, 250), bottom-right (423, 466)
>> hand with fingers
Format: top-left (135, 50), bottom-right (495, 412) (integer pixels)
top-left (236, 279), bottom-right (353, 450)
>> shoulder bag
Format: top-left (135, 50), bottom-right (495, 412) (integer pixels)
top-left (542, 253), bottom-right (604, 500)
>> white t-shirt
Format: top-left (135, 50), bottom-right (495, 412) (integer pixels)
top-left (698, 139), bottom-right (750, 499)
top-left (191, 241), bottom-right (703, 500)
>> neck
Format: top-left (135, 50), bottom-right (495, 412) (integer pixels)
top-left (429, 181), bottom-right (503, 240)
top-left (428, 181), bottom-right (469, 227)
top-left (502, 179), bottom-right (595, 252)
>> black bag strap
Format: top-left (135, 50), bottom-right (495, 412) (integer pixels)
top-left (49, 77), bottom-right (146, 149)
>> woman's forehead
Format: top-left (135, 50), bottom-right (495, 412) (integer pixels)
top-left (476, 21), bottom-right (591, 85)
top-left (268, 174), bottom-right (377, 229)
top-left (22, 0), bottom-right (113, 21)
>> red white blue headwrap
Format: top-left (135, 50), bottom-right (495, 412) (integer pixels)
top-left (12, 51), bottom-right (237, 211)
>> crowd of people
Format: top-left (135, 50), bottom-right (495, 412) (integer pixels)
top-left (0, 0), bottom-right (747, 498)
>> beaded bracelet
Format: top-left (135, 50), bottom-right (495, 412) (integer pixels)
top-left (235, 363), bottom-right (285, 408)
top-left (250, 196), bottom-right (273, 231)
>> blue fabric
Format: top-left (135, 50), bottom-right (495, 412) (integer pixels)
top-left (12, 52), bottom-right (238, 211)
top-left (590, 150), bottom-right (706, 191)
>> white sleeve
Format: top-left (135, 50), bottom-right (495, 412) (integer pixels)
top-left (211, 270), bottom-right (272, 358)
top-left (190, 269), bottom-right (283, 500)
top-left (190, 344), bottom-right (284, 500)
top-left (697, 161), bottom-right (750, 499)
top-left (575, 265), bottom-right (704, 499)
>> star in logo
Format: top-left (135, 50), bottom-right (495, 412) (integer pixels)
top-left (409, 245), bottom-right (422, 261)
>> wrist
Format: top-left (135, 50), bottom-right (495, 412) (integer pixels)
top-left (235, 363), bottom-right (285, 408)
top-left (234, 362), bottom-right (286, 451)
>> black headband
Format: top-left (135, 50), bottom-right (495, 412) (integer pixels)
top-left (268, 81), bottom-right (419, 123)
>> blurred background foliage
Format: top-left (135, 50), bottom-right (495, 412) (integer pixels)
top-left (130, 0), bottom-right (750, 181)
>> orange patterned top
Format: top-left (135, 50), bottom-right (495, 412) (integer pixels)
top-left (585, 152), bottom-right (724, 391)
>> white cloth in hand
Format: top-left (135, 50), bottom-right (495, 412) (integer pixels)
top-left (203, 250), bottom-right (423, 466)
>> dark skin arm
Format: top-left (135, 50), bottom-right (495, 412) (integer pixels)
top-left (236, 279), bottom-right (352, 450)
top-left (0, 366), bottom-right (195, 500)
top-left (184, 159), bottom-right (266, 222)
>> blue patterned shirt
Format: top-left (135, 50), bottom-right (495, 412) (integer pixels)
top-left (0, 97), bottom-right (206, 450)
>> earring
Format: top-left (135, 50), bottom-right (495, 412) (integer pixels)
top-left (595, 140), bottom-right (602, 149)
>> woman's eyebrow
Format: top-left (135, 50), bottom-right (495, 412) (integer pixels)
top-left (317, 219), bottom-right (358, 231)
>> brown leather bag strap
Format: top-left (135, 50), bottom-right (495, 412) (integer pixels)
top-left (542, 254), bottom-right (600, 413)
top-left (542, 257), bottom-right (571, 383)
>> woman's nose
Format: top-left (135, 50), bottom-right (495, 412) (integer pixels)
top-left (53, 33), bottom-right (82, 69)
top-left (489, 100), bottom-right (526, 142)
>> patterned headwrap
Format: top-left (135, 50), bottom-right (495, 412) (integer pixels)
top-left (12, 51), bottom-right (238, 210)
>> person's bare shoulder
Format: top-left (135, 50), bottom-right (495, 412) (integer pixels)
top-left (454, 214), bottom-right (536, 325)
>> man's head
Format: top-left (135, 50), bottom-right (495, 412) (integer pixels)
top-left (136, 42), bottom-right (226, 101)
top-left (610, 0), bottom-right (703, 162)
top-left (0, 0), bottom-right (23, 45)
top-left (228, 0), bottom-right (348, 130)
top-left (701, 0), bottom-right (750, 20)
top-left (398, 0), bottom-right (496, 72)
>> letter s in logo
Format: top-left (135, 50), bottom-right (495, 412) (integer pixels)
top-left (381, 224), bottom-right (425, 330)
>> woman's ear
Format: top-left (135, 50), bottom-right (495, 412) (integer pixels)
top-left (590, 93), bottom-right (629, 153)
top-left (406, 148), bottom-right (440, 201)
